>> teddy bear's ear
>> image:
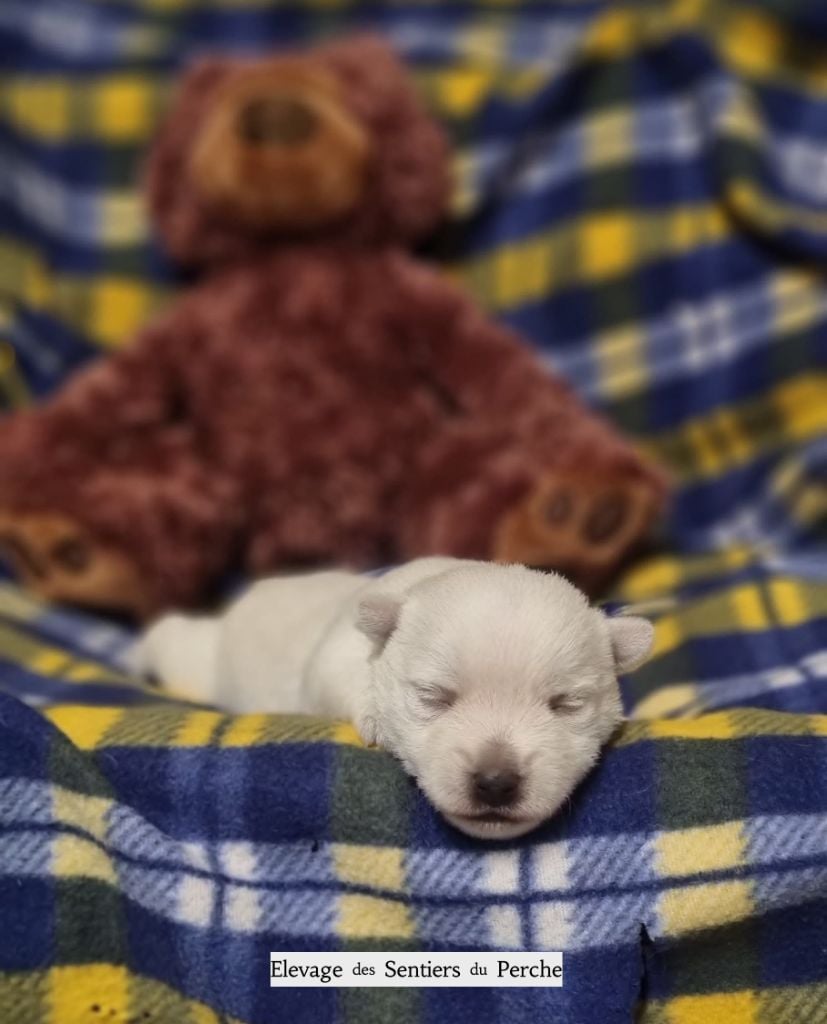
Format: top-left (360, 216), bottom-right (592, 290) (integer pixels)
top-left (318, 33), bottom-right (405, 81)
top-left (173, 56), bottom-right (236, 106)
top-left (143, 54), bottom-right (241, 263)
top-left (162, 55), bottom-right (237, 126)
top-left (319, 34), bottom-right (452, 244)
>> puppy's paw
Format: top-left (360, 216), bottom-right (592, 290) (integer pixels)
top-left (0, 512), bottom-right (153, 618)
top-left (492, 471), bottom-right (661, 595)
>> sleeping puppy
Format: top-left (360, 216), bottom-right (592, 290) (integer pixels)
top-left (138, 558), bottom-right (653, 839)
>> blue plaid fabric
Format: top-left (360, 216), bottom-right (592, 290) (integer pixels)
top-left (1, 0), bottom-right (827, 1021)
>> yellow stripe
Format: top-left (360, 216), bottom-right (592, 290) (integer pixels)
top-left (583, 0), bottom-right (827, 97)
top-left (221, 714), bottom-right (269, 746)
top-left (93, 76), bottom-right (161, 141)
top-left (632, 683), bottom-right (699, 718)
top-left (595, 324), bottom-right (650, 398)
top-left (52, 966), bottom-right (237, 1024)
top-left (25, 643), bottom-right (127, 685)
top-left (53, 789), bottom-right (112, 844)
top-left (175, 710), bottom-right (226, 747)
top-left (716, 6), bottom-right (827, 93)
top-left (1, 63), bottom-right (548, 146)
top-left (643, 711), bottom-right (823, 738)
top-left (646, 708), bottom-right (827, 741)
top-left (54, 833), bottom-right (117, 885)
top-left (90, 277), bottom-right (156, 343)
top-left (4, 5), bottom-right (822, 144)
top-left (64, 663), bottom-right (115, 683)
top-left (0, 968), bottom-right (239, 1023)
top-left (730, 179), bottom-right (827, 239)
top-left (454, 204), bottom-right (729, 308)
top-left (650, 616), bottom-right (683, 660)
top-left (617, 548), bottom-right (757, 602)
top-left (769, 579), bottom-right (810, 627)
top-left (433, 67), bottom-right (497, 118)
top-left (6, 82), bottom-right (72, 141)
top-left (631, 573), bottom-right (827, 667)
top-left (773, 375), bottom-right (827, 443)
top-left (5, 626), bottom-right (133, 689)
top-left (29, 650), bottom-right (70, 677)
top-left (0, 240), bottom-right (168, 349)
top-left (730, 584), bottom-right (768, 632)
top-left (48, 966), bottom-right (130, 1024)
top-left (2, 75), bottom-right (168, 143)
top-left (650, 374), bottom-right (827, 483)
top-left (0, 340), bottom-right (33, 408)
top-left (337, 894), bottom-right (414, 939)
top-left (648, 713), bottom-right (736, 739)
top-left (772, 455), bottom-right (827, 535)
top-left (657, 821), bottom-right (746, 876)
top-left (661, 989), bottom-right (759, 1024)
top-left (334, 844), bottom-right (407, 890)
top-left (583, 107), bottom-right (634, 166)
top-left (331, 721), bottom-right (367, 747)
top-left (97, 194), bottom-right (148, 246)
top-left (45, 706), bottom-right (123, 750)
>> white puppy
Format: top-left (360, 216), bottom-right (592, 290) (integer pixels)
top-left (139, 558), bottom-right (653, 840)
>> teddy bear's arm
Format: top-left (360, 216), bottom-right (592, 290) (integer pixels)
top-left (0, 301), bottom-right (197, 518)
top-left (391, 256), bottom-right (600, 443)
top-left (390, 255), bottom-right (667, 592)
top-left (0, 302), bottom-right (233, 617)
top-left (1, 303), bottom-right (192, 455)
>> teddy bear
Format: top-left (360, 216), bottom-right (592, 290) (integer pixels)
top-left (0, 35), bottom-right (667, 619)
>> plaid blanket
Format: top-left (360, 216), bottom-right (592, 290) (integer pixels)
top-left (2, 0), bottom-right (827, 1021)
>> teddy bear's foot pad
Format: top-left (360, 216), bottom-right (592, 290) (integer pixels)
top-left (0, 513), bottom-right (154, 618)
top-left (493, 472), bottom-right (660, 595)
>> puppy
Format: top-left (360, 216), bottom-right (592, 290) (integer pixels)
top-left (139, 558), bottom-right (653, 839)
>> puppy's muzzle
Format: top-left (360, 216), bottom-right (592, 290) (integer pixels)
top-left (470, 742), bottom-right (523, 809)
top-left (472, 768), bottom-right (521, 808)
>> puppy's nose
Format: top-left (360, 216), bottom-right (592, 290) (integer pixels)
top-left (473, 768), bottom-right (521, 808)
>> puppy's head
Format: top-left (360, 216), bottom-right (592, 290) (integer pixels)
top-left (356, 563), bottom-right (652, 840)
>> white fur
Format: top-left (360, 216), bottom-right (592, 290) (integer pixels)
top-left (138, 558), bottom-right (653, 840)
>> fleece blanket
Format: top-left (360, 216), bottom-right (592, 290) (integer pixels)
top-left (1, 0), bottom-right (827, 1022)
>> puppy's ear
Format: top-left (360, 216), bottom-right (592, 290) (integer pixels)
top-left (606, 615), bottom-right (654, 674)
top-left (356, 593), bottom-right (403, 650)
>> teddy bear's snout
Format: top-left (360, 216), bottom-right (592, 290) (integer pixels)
top-left (237, 96), bottom-right (320, 147)
top-left (189, 67), bottom-right (371, 231)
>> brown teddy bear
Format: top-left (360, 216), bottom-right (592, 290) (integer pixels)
top-left (0, 35), bottom-right (666, 619)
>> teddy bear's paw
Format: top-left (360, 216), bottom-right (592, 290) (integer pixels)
top-left (492, 471), bottom-right (660, 595)
top-left (0, 513), bottom-right (154, 618)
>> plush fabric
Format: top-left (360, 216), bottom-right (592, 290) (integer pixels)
top-left (1, 0), bottom-right (827, 1022)
top-left (1, 605), bottom-right (827, 1024)
top-left (0, 35), bottom-right (664, 616)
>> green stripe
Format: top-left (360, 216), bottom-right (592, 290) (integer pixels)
top-left (331, 746), bottom-right (413, 847)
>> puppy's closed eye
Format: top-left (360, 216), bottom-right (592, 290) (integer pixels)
top-left (412, 683), bottom-right (457, 713)
top-left (547, 693), bottom-right (585, 714)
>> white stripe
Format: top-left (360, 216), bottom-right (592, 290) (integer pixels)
top-left (2, 779), bottom-right (826, 949)
top-left (552, 275), bottom-right (827, 399)
top-left (642, 649), bottom-right (827, 718)
top-left (0, 0), bottom-right (158, 61)
top-left (746, 813), bottom-right (827, 865)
